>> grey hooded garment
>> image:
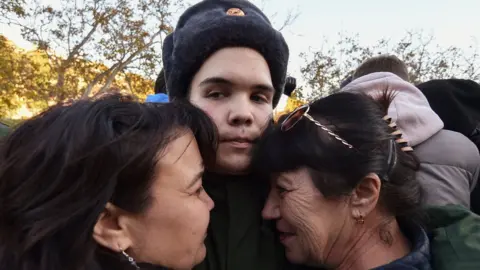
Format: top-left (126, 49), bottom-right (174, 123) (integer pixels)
top-left (342, 72), bottom-right (480, 208)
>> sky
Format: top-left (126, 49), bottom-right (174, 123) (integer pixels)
top-left (1, 0), bottom-right (479, 109)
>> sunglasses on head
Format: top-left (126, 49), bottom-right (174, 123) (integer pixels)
top-left (280, 104), bottom-right (354, 149)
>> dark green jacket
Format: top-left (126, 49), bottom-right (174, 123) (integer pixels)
top-left (194, 173), bottom-right (288, 270)
top-left (0, 122), bottom-right (10, 137)
top-left (427, 205), bottom-right (480, 270)
top-left (289, 206), bottom-right (480, 270)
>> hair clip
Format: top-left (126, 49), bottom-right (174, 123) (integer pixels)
top-left (281, 104), bottom-right (353, 149)
top-left (382, 115), bottom-right (413, 152)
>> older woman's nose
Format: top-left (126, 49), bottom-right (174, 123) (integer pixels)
top-left (262, 191), bottom-right (281, 220)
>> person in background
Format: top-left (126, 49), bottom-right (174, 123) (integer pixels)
top-left (340, 75), bottom-right (353, 88)
top-left (146, 69), bottom-right (169, 103)
top-left (0, 94), bottom-right (217, 270)
top-left (284, 77), bottom-right (297, 97)
top-left (417, 79), bottom-right (480, 214)
top-left (417, 78), bottom-right (480, 153)
top-left (159, 0), bottom-right (289, 269)
top-left (344, 55), bottom-right (480, 209)
top-left (352, 54), bottom-right (410, 81)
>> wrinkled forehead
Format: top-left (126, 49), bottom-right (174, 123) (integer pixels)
top-left (272, 169), bottom-right (311, 185)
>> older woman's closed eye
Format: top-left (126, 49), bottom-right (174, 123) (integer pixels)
top-left (252, 92), bottom-right (428, 270)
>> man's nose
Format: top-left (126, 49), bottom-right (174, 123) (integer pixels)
top-left (227, 97), bottom-right (254, 127)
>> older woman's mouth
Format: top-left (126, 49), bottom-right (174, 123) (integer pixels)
top-left (279, 232), bottom-right (296, 245)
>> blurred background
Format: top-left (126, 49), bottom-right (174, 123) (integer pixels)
top-left (1, 0), bottom-right (479, 124)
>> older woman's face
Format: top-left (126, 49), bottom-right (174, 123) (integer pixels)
top-left (262, 167), bottom-right (354, 267)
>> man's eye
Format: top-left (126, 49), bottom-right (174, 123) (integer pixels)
top-left (207, 91), bottom-right (226, 99)
top-left (251, 94), bottom-right (268, 103)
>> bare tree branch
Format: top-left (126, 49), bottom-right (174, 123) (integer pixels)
top-left (300, 30), bottom-right (480, 100)
top-left (277, 8), bottom-right (300, 32)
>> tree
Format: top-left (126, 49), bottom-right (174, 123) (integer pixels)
top-left (82, 0), bottom-right (176, 97)
top-left (257, 0), bottom-right (299, 32)
top-left (273, 91), bottom-right (306, 121)
top-left (0, 34), bottom-right (154, 119)
top-left (0, 35), bottom-right (55, 117)
top-left (1, 0), bottom-right (181, 100)
top-left (300, 31), bottom-right (480, 100)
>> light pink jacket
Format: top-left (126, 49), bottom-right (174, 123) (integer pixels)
top-left (342, 72), bottom-right (480, 208)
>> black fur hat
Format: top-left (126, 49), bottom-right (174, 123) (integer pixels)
top-left (161, 0), bottom-right (289, 107)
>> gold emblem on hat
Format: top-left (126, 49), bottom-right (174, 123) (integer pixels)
top-left (226, 8), bottom-right (245, 16)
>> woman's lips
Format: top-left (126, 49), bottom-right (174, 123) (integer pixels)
top-left (279, 232), bottom-right (296, 245)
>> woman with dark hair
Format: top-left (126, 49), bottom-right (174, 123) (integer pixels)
top-left (0, 94), bottom-right (217, 270)
top-left (251, 92), bottom-right (480, 269)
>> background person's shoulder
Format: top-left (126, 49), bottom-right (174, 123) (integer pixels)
top-left (415, 129), bottom-right (480, 171)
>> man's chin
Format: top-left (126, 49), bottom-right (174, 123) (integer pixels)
top-left (213, 156), bottom-right (251, 175)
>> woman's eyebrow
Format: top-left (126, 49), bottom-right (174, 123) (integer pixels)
top-left (277, 175), bottom-right (294, 186)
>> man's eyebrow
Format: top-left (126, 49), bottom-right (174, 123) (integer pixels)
top-left (199, 77), bottom-right (274, 93)
top-left (186, 169), bottom-right (204, 189)
top-left (199, 77), bottom-right (233, 87)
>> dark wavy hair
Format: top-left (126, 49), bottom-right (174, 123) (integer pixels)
top-left (252, 91), bottom-right (423, 225)
top-left (0, 94), bottom-right (217, 270)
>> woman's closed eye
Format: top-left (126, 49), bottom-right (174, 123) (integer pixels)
top-left (275, 184), bottom-right (288, 196)
top-left (193, 186), bottom-right (204, 196)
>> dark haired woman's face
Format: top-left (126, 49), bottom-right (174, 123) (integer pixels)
top-left (262, 168), bottom-right (356, 267)
top-left (119, 132), bottom-right (214, 269)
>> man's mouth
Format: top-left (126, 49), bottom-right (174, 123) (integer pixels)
top-left (222, 139), bottom-right (253, 149)
top-left (220, 135), bottom-right (257, 149)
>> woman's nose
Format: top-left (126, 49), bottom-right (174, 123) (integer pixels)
top-left (262, 192), bottom-right (281, 220)
top-left (203, 191), bottom-right (215, 211)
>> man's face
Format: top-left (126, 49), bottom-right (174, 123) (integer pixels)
top-left (189, 47), bottom-right (274, 174)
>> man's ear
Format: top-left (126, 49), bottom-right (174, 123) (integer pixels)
top-left (93, 203), bottom-right (133, 252)
top-left (350, 173), bottom-right (381, 220)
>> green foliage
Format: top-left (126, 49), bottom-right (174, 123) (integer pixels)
top-left (0, 36), bottom-right (54, 117)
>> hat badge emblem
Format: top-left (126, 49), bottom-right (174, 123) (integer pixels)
top-left (226, 7), bottom-right (245, 16)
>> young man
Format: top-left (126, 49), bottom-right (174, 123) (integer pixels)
top-left (160, 0), bottom-right (290, 269)
top-left (352, 54), bottom-right (410, 81)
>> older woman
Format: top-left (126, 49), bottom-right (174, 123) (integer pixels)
top-left (252, 92), bottom-right (430, 269)
top-left (0, 94), bottom-right (216, 270)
